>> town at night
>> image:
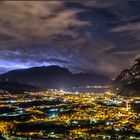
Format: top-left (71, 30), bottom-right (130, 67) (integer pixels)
top-left (0, 88), bottom-right (139, 140)
top-left (0, 1), bottom-right (140, 140)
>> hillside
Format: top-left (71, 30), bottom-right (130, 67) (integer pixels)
top-left (0, 66), bottom-right (111, 92)
top-left (112, 58), bottom-right (140, 96)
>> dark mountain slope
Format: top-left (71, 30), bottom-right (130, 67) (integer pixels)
top-left (112, 58), bottom-right (140, 96)
top-left (0, 66), bottom-right (111, 91)
top-left (0, 82), bottom-right (41, 93)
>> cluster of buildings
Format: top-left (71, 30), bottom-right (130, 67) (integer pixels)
top-left (0, 90), bottom-right (139, 139)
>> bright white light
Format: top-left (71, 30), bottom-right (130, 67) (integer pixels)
top-left (60, 89), bottom-right (64, 92)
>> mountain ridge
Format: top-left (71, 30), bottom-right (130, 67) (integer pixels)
top-left (0, 65), bottom-right (111, 92)
top-left (111, 58), bottom-right (140, 96)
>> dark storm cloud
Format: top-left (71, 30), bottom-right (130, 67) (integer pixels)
top-left (0, 1), bottom-right (140, 77)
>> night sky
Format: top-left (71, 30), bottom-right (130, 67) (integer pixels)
top-left (0, 1), bottom-right (140, 78)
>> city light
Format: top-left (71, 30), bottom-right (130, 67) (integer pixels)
top-left (0, 90), bottom-right (139, 139)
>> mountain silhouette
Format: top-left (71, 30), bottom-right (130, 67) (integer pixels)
top-left (0, 65), bottom-right (111, 92)
top-left (112, 58), bottom-right (140, 96)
